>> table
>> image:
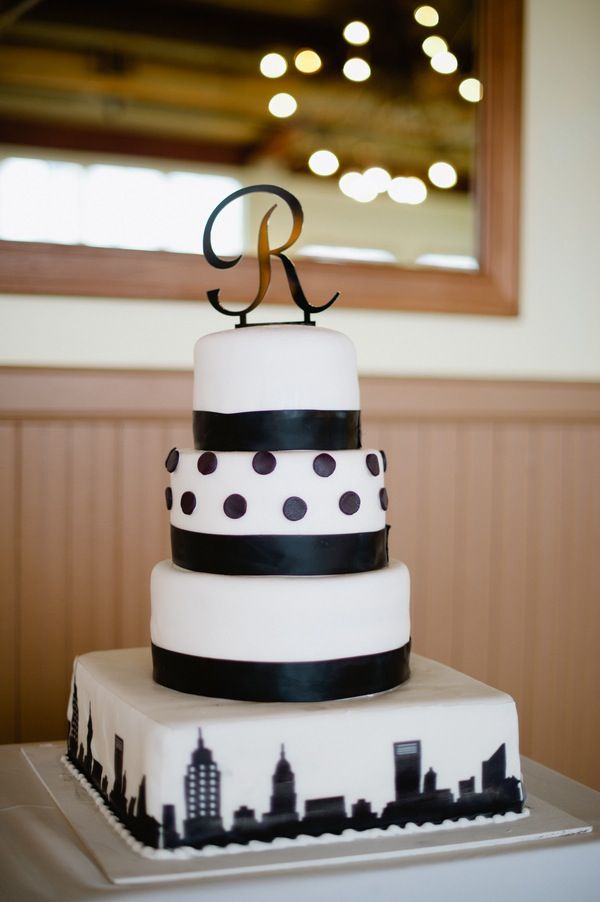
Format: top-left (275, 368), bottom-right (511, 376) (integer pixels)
top-left (1, 742), bottom-right (599, 902)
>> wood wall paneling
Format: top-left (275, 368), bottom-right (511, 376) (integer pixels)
top-left (527, 427), bottom-right (564, 774)
top-left (560, 426), bottom-right (600, 784)
top-left (453, 425), bottom-right (495, 682)
top-left (69, 423), bottom-right (119, 657)
top-left (0, 423), bottom-right (19, 743)
top-left (19, 422), bottom-right (71, 741)
top-left (1, 368), bottom-right (599, 793)
top-left (488, 426), bottom-right (531, 727)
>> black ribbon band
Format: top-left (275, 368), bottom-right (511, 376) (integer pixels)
top-left (193, 409), bottom-right (361, 451)
top-left (171, 526), bottom-right (388, 576)
top-left (152, 641), bottom-right (411, 702)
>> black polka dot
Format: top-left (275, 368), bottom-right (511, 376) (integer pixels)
top-left (283, 496), bottom-right (307, 521)
top-left (198, 451), bottom-right (218, 475)
top-left (339, 491), bottom-right (361, 515)
top-left (380, 449), bottom-right (388, 472)
top-left (253, 451), bottom-right (276, 475)
top-left (165, 487), bottom-right (173, 510)
top-left (366, 453), bottom-right (380, 476)
top-left (224, 493), bottom-right (247, 519)
top-left (165, 447), bottom-right (179, 473)
top-left (181, 491), bottom-right (196, 515)
top-left (379, 488), bottom-right (389, 511)
top-left (313, 453), bottom-right (336, 477)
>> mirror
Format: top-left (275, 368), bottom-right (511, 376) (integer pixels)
top-left (0, 0), bottom-right (521, 314)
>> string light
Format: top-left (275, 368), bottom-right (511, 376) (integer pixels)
top-left (343, 58), bottom-right (371, 82)
top-left (343, 21), bottom-right (370, 46)
top-left (422, 35), bottom-right (447, 57)
top-left (339, 172), bottom-right (377, 203)
top-left (414, 6), bottom-right (439, 27)
top-left (363, 166), bottom-right (391, 194)
top-left (459, 77), bottom-right (483, 102)
top-left (259, 53), bottom-right (287, 78)
top-left (308, 150), bottom-right (339, 176)
top-left (295, 49), bottom-right (322, 74)
top-left (428, 161), bottom-right (457, 188)
top-left (388, 177), bottom-right (427, 205)
top-left (268, 93), bottom-right (297, 118)
top-left (430, 51), bottom-right (458, 74)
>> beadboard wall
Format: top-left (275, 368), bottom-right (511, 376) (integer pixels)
top-left (1, 367), bottom-right (599, 790)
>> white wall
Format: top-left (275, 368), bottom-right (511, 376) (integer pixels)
top-left (1, 0), bottom-right (599, 380)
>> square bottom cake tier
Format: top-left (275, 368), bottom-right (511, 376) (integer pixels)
top-left (66, 649), bottom-right (525, 852)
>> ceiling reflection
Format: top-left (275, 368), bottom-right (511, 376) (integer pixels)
top-left (0, 0), bottom-right (480, 267)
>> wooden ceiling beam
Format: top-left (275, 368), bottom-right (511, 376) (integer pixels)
top-left (8, 20), bottom-right (260, 71)
top-left (0, 44), bottom-right (472, 139)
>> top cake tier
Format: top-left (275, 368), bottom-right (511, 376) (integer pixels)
top-left (193, 325), bottom-right (361, 451)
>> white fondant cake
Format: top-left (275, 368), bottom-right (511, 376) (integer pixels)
top-left (153, 324), bottom-right (402, 703)
top-left (151, 560), bottom-right (410, 663)
top-left (66, 321), bottom-right (525, 853)
top-left (67, 650), bottom-right (524, 852)
top-left (193, 325), bottom-right (359, 413)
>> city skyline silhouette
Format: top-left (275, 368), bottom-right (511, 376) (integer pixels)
top-left (67, 677), bottom-right (524, 850)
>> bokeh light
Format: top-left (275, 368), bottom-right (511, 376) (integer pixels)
top-left (268, 92), bottom-right (297, 118)
top-left (339, 171), bottom-right (377, 202)
top-left (343, 21), bottom-right (370, 46)
top-left (259, 53), bottom-right (287, 78)
top-left (387, 176), bottom-right (427, 205)
top-left (308, 150), bottom-right (340, 176)
top-left (428, 161), bottom-right (458, 188)
top-left (363, 166), bottom-right (391, 194)
top-left (414, 6), bottom-right (439, 27)
top-left (430, 51), bottom-right (458, 74)
top-left (459, 77), bottom-right (483, 102)
top-left (422, 35), bottom-right (448, 57)
top-left (295, 49), bottom-right (322, 74)
top-left (343, 58), bottom-right (371, 82)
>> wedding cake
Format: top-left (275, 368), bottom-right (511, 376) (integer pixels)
top-left (65, 186), bottom-right (525, 854)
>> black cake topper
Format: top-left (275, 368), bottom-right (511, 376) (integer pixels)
top-left (203, 184), bottom-right (340, 327)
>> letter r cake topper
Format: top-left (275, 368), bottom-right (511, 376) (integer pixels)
top-left (202, 184), bottom-right (340, 327)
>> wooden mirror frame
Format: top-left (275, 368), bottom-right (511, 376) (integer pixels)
top-left (0, 0), bottom-right (521, 316)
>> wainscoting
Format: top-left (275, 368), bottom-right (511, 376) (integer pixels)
top-left (1, 368), bottom-right (599, 790)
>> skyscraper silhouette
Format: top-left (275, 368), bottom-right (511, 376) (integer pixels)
top-left (263, 745), bottom-right (299, 825)
top-left (459, 776), bottom-right (475, 796)
top-left (424, 766), bottom-right (437, 793)
top-left (84, 705), bottom-right (93, 775)
top-left (68, 679), bottom-right (79, 761)
top-left (393, 740), bottom-right (421, 798)
top-left (110, 735), bottom-right (127, 812)
top-left (114, 736), bottom-right (124, 794)
top-left (134, 776), bottom-right (160, 847)
top-left (161, 804), bottom-right (179, 849)
top-left (183, 729), bottom-right (224, 842)
top-left (482, 743), bottom-right (506, 790)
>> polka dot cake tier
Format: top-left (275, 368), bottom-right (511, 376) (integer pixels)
top-left (149, 323), bottom-right (410, 702)
top-left (166, 448), bottom-right (388, 571)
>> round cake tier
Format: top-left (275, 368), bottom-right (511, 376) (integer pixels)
top-left (165, 448), bottom-right (388, 575)
top-left (151, 560), bottom-right (410, 702)
top-left (193, 325), bottom-right (360, 450)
